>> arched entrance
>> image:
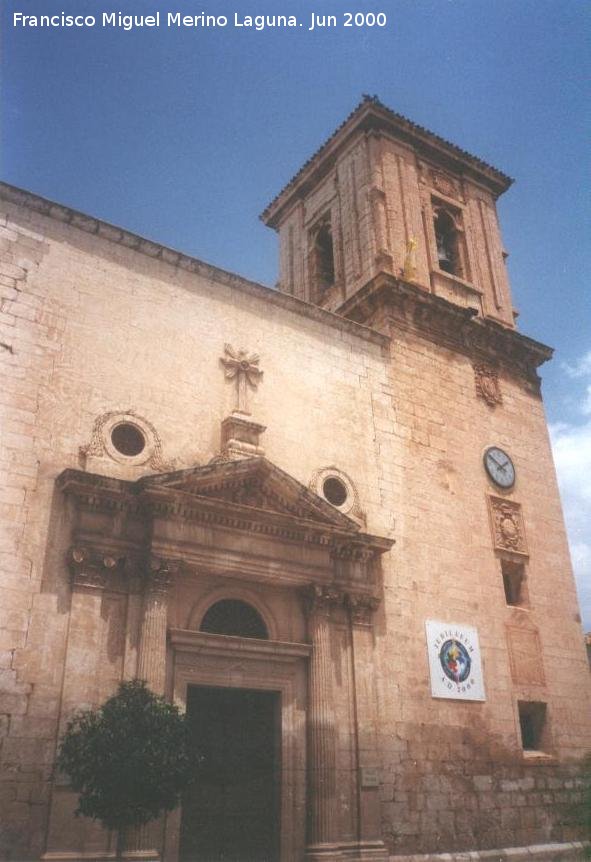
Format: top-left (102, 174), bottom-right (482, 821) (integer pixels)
top-left (168, 627), bottom-right (310, 862)
top-left (179, 599), bottom-right (279, 862)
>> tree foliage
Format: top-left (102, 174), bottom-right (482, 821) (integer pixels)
top-left (57, 679), bottom-right (198, 831)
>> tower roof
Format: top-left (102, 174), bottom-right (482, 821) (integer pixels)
top-left (261, 95), bottom-right (513, 228)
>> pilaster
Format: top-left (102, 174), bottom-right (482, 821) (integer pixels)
top-left (124, 558), bottom-right (175, 861)
top-left (347, 595), bottom-right (389, 861)
top-left (302, 584), bottom-right (344, 861)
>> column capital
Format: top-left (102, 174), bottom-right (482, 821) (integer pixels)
top-left (347, 592), bottom-right (381, 626)
top-left (301, 583), bottom-right (346, 619)
top-left (143, 556), bottom-right (180, 596)
top-left (68, 545), bottom-right (124, 591)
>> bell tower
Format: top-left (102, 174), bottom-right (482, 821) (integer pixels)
top-left (261, 96), bottom-right (516, 328)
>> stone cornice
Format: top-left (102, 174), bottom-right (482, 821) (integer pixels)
top-left (169, 628), bottom-right (313, 661)
top-left (337, 273), bottom-right (553, 386)
top-left (0, 181), bottom-right (387, 348)
top-left (57, 468), bottom-right (394, 558)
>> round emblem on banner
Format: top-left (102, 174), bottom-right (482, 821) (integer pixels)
top-left (439, 639), bottom-right (471, 684)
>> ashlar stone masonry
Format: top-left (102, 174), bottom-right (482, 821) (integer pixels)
top-left (0, 96), bottom-right (589, 862)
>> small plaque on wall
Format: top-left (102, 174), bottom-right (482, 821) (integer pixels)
top-left (360, 767), bottom-right (380, 788)
top-left (425, 620), bottom-right (486, 701)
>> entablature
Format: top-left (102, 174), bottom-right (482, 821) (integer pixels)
top-left (57, 456), bottom-right (394, 599)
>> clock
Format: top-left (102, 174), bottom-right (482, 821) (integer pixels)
top-left (483, 446), bottom-right (515, 489)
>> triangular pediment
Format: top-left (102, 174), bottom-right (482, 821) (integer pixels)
top-left (138, 457), bottom-right (359, 531)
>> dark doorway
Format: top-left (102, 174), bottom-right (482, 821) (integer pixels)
top-left (179, 686), bottom-right (280, 862)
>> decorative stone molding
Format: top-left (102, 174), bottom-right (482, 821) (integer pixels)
top-left (68, 545), bottom-right (142, 591)
top-left (187, 586), bottom-right (278, 640)
top-left (337, 273), bottom-right (552, 389)
top-left (220, 344), bottom-right (263, 415)
top-left (79, 410), bottom-right (174, 471)
top-left (309, 466), bottom-right (365, 524)
top-left (58, 463), bottom-right (394, 581)
top-left (347, 593), bottom-right (381, 625)
top-left (432, 170), bottom-right (462, 202)
top-left (487, 496), bottom-right (528, 556)
top-left (417, 161), bottom-right (464, 203)
top-left (301, 583), bottom-right (346, 618)
top-left (300, 588), bottom-right (381, 625)
top-left (474, 362), bottom-right (503, 406)
top-left (68, 545), bottom-right (125, 590)
top-left (218, 411), bottom-right (266, 461)
top-left (331, 541), bottom-right (375, 562)
top-left (144, 556), bottom-right (178, 595)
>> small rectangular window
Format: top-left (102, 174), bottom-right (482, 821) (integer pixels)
top-left (501, 559), bottom-right (528, 607)
top-left (518, 701), bottom-right (547, 751)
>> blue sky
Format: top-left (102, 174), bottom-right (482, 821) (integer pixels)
top-left (3, 0), bottom-right (590, 625)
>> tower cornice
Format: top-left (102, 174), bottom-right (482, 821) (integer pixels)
top-left (338, 273), bottom-right (552, 389)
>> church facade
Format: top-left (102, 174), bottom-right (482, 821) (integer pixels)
top-left (0, 96), bottom-right (589, 861)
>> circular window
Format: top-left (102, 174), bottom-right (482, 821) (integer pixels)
top-left (322, 476), bottom-right (348, 507)
top-left (311, 467), bottom-right (361, 519)
top-left (110, 423), bottom-right (146, 457)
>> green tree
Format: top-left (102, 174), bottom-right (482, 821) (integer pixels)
top-left (57, 679), bottom-right (198, 856)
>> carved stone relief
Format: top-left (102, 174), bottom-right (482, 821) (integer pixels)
top-left (300, 583), bottom-right (380, 625)
top-left (68, 545), bottom-right (140, 591)
top-left (220, 344), bottom-right (263, 415)
top-left (79, 410), bottom-right (174, 471)
top-left (487, 496), bottom-right (528, 556)
top-left (474, 362), bottom-right (503, 406)
top-left (144, 556), bottom-right (177, 596)
top-left (417, 160), bottom-right (463, 203)
top-left (347, 593), bottom-right (381, 625)
top-left (431, 170), bottom-right (460, 200)
top-left (69, 545), bottom-right (120, 590)
top-left (301, 583), bottom-right (345, 618)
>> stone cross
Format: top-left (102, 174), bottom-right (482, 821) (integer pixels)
top-left (220, 344), bottom-right (263, 414)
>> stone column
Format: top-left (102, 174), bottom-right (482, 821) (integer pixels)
top-left (302, 584), bottom-right (343, 861)
top-left (137, 558), bottom-right (173, 694)
top-left (123, 558), bottom-right (173, 862)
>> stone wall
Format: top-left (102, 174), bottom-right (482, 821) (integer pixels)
top-left (0, 188), bottom-right (389, 858)
top-left (371, 322), bottom-right (590, 854)
top-left (0, 185), bottom-right (589, 859)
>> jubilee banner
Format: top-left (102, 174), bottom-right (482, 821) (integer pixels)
top-left (425, 620), bottom-right (486, 701)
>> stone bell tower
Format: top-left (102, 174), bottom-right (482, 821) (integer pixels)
top-left (260, 96), bottom-right (591, 858)
top-left (261, 95), bottom-right (516, 328)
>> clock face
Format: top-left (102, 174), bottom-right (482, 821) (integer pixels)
top-left (483, 447), bottom-right (515, 488)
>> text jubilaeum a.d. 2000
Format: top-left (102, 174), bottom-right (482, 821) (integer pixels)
top-left (425, 620), bottom-right (486, 701)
